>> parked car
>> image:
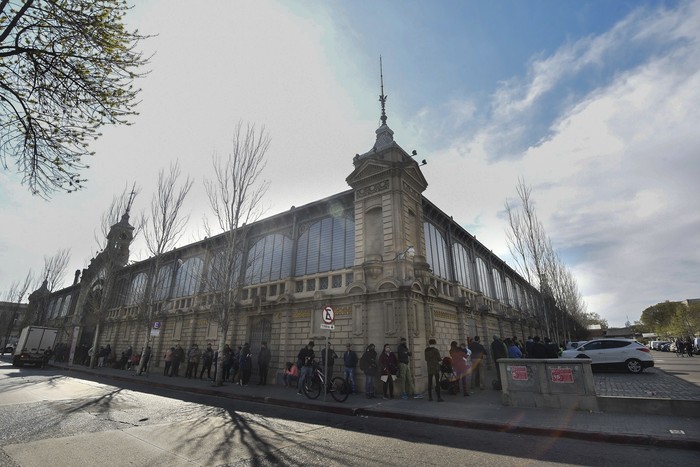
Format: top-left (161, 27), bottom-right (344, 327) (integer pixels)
top-left (659, 343), bottom-right (671, 352)
top-left (3, 346), bottom-right (13, 354)
top-left (561, 338), bottom-right (654, 373)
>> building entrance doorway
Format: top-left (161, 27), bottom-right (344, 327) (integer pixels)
top-left (248, 317), bottom-right (271, 380)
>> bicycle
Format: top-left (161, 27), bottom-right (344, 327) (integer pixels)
top-left (302, 362), bottom-right (350, 402)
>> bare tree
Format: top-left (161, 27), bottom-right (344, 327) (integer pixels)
top-left (39, 248), bottom-right (71, 292)
top-left (136, 161), bottom-right (193, 374)
top-left (203, 122), bottom-right (270, 386)
top-left (0, 0), bottom-right (150, 197)
top-left (94, 183), bottom-right (143, 250)
top-left (1, 270), bottom-right (33, 351)
top-left (505, 178), bottom-right (587, 341)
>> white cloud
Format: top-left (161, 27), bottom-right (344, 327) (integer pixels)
top-left (424, 1), bottom-right (700, 326)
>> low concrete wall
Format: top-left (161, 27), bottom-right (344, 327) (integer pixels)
top-left (499, 358), bottom-right (598, 411)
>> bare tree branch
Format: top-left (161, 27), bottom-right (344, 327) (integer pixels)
top-left (203, 122), bottom-right (270, 386)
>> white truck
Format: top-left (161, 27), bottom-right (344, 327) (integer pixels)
top-left (12, 326), bottom-right (58, 367)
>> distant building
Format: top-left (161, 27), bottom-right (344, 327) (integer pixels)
top-left (20, 84), bottom-right (581, 389)
top-left (0, 301), bottom-right (29, 350)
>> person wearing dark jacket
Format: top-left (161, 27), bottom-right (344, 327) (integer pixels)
top-left (343, 343), bottom-right (358, 394)
top-left (468, 336), bottom-right (487, 390)
top-left (239, 343), bottom-right (252, 386)
top-left (530, 336), bottom-right (548, 359)
top-left (378, 344), bottom-right (398, 399)
top-left (296, 341), bottom-right (315, 395)
top-left (424, 338), bottom-right (443, 402)
top-left (359, 344), bottom-right (378, 399)
top-left (200, 344), bottom-right (214, 380)
top-left (171, 344), bottom-right (185, 377)
top-left (544, 337), bottom-right (559, 358)
top-left (490, 336), bottom-right (508, 386)
top-left (397, 337), bottom-right (422, 399)
top-left (257, 342), bottom-right (271, 385)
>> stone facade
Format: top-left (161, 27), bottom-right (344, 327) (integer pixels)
top-left (25, 110), bottom-right (553, 392)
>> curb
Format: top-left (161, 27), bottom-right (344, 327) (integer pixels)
top-left (54, 364), bottom-right (700, 452)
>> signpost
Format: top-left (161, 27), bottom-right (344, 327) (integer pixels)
top-left (319, 306), bottom-right (334, 402)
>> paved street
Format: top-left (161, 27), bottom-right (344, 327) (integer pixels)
top-left (594, 356), bottom-right (700, 400)
top-left (1, 361), bottom-right (698, 467)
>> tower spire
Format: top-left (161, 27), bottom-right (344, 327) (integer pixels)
top-left (379, 56), bottom-right (387, 126)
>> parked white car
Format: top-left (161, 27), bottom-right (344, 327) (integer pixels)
top-left (561, 338), bottom-right (654, 373)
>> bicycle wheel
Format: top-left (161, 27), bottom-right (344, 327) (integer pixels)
top-left (330, 377), bottom-right (350, 402)
top-left (303, 375), bottom-right (322, 399)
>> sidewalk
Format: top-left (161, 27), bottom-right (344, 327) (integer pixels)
top-left (48, 361), bottom-right (699, 451)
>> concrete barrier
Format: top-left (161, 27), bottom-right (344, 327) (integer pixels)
top-left (498, 358), bottom-right (598, 411)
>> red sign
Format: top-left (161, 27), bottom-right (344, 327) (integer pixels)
top-left (510, 365), bottom-right (528, 381)
top-left (551, 368), bottom-right (574, 383)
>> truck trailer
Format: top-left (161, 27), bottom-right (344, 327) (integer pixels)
top-left (12, 326), bottom-right (59, 367)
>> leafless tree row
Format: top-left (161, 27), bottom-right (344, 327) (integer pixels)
top-left (505, 179), bottom-right (591, 342)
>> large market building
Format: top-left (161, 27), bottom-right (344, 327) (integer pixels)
top-left (22, 92), bottom-right (568, 389)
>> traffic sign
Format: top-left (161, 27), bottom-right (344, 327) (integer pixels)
top-left (322, 306), bottom-right (335, 324)
top-left (320, 323), bottom-right (335, 330)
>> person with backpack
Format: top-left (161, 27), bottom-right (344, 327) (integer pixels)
top-left (359, 344), bottom-right (378, 399)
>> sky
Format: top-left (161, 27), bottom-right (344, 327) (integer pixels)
top-left (1, 0), bottom-right (698, 328)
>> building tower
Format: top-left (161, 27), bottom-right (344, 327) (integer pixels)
top-left (346, 58), bottom-right (430, 352)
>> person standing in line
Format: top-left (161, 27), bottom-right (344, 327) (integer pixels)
top-left (525, 336), bottom-right (534, 358)
top-left (239, 343), bottom-right (252, 386)
top-left (396, 337), bottom-right (422, 399)
top-left (468, 336), bottom-right (487, 390)
top-left (138, 346), bottom-right (151, 375)
top-left (359, 344), bottom-right (378, 399)
top-left (297, 341), bottom-right (315, 395)
top-left (544, 337), bottom-right (559, 358)
top-left (343, 343), bottom-right (358, 394)
top-left (257, 342), bottom-right (271, 385)
top-left (186, 344), bottom-right (201, 379)
top-left (200, 343), bottom-right (214, 380)
top-left (450, 341), bottom-right (471, 396)
top-left (491, 335), bottom-right (508, 387)
top-left (163, 347), bottom-right (174, 376)
top-left (506, 338), bottom-right (523, 358)
top-left (172, 344), bottom-right (185, 377)
top-left (221, 344), bottom-right (232, 381)
top-left (425, 339), bottom-right (443, 402)
top-left (378, 343), bottom-right (398, 399)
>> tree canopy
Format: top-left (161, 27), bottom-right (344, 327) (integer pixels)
top-left (638, 301), bottom-right (700, 338)
top-left (0, 0), bottom-right (149, 197)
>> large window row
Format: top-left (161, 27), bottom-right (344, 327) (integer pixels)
top-left (424, 222), bottom-right (450, 280)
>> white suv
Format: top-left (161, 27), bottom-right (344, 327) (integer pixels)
top-left (561, 338), bottom-right (654, 373)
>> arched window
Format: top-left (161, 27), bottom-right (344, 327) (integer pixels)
top-left (174, 256), bottom-right (203, 298)
top-left (246, 233), bottom-right (293, 284)
top-left (505, 277), bottom-right (516, 307)
top-left (295, 217), bottom-right (354, 276)
top-left (207, 249), bottom-right (242, 291)
top-left (475, 257), bottom-right (493, 297)
top-left (127, 272), bottom-right (147, 305)
top-left (424, 222), bottom-right (450, 280)
top-left (452, 243), bottom-right (472, 289)
top-left (153, 264), bottom-right (173, 301)
top-left (60, 295), bottom-right (72, 317)
top-left (492, 268), bottom-right (505, 302)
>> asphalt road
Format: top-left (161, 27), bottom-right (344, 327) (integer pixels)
top-left (653, 350), bottom-right (700, 386)
top-left (1, 362), bottom-right (697, 466)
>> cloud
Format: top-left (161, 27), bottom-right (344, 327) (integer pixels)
top-left (423, 1), bottom-right (700, 326)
